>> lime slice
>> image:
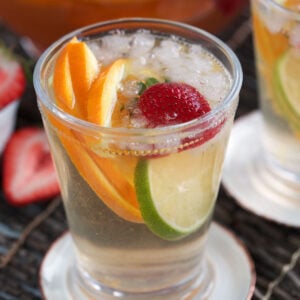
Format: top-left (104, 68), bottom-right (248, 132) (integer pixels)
top-left (134, 147), bottom-right (219, 240)
top-left (274, 48), bottom-right (300, 130)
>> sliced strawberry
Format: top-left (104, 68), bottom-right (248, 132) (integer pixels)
top-left (0, 45), bottom-right (26, 109)
top-left (3, 127), bottom-right (60, 206)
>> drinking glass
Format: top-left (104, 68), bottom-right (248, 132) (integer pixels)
top-left (222, 0), bottom-right (300, 225)
top-left (34, 19), bottom-right (242, 299)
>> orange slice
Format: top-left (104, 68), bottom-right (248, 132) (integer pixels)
top-left (53, 37), bottom-right (99, 118)
top-left (53, 40), bottom-right (75, 111)
top-left (252, 11), bottom-right (288, 67)
top-left (61, 131), bottom-right (142, 222)
top-left (88, 151), bottom-right (139, 208)
top-left (285, 0), bottom-right (300, 10)
top-left (73, 131), bottom-right (140, 209)
top-left (87, 58), bottom-right (128, 126)
top-left (48, 115), bottom-right (142, 223)
top-left (68, 39), bottom-right (99, 118)
top-left (252, 9), bottom-right (288, 104)
top-left (51, 39), bottom-right (142, 223)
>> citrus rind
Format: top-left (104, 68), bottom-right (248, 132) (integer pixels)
top-left (135, 148), bottom-right (217, 240)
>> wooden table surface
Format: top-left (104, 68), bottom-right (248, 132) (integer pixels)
top-left (0, 6), bottom-right (299, 300)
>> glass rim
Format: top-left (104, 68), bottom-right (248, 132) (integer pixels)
top-left (266, 0), bottom-right (300, 18)
top-left (33, 17), bottom-right (242, 136)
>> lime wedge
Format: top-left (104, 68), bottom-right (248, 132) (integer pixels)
top-left (134, 148), bottom-right (218, 240)
top-left (274, 48), bottom-right (300, 130)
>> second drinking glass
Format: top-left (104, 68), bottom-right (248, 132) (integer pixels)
top-left (223, 0), bottom-right (300, 226)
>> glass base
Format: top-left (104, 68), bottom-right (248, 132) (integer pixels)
top-left (40, 223), bottom-right (255, 300)
top-left (222, 111), bottom-right (300, 227)
top-left (67, 259), bottom-right (213, 300)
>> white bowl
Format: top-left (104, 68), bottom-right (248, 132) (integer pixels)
top-left (0, 100), bottom-right (20, 154)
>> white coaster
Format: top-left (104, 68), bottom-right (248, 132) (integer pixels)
top-left (40, 223), bottom-right (255, 300)
top-left (222, 111), bottom-right (300, 227)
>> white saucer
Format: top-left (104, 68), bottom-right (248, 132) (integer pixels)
top-left (40, 223), bottom-right (255, 300)
top-left (222, 111), bottom-right (300, 227)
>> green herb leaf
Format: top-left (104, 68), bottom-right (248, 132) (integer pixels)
top-left (145, 77), bottom-right (160, 87)
top-left (138, 81), bottom-right (147, 95)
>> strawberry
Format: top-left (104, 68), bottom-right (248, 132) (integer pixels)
top-left (3, 127), bottom-right (60, 206)
top-left (138, 82), bottom-right (211, 127)
top-left (0, 44), bottom-right (26, 109)
top-left (138, 82), bottom-right (223, 152)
